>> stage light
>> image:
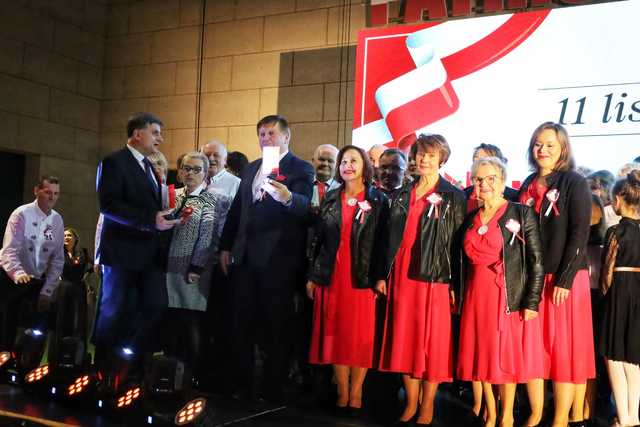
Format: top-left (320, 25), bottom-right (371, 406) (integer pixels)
top-left (25, 364), bottom-right (49, 383)
top-left (122, 347), bottom-right (134, 356)
top-left (174, 397), bottom-right (207, 426)
top-left (146, 354), bottom-right (192, 396)
top-left (10, 327), bottom-right (48, 381)
top-left (116, 386), bottom-right (142, 409)
top-left (0, 351), bottom-right (11, 367)
top-left (66, 374), bottom-right (91, 396)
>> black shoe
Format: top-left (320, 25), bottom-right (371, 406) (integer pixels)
top-left (390, 418), bottom-right (414, 426)
top-left (333, 405), bottom-right (350, 417)
top-left (348, 406), bottom-right (363, 418)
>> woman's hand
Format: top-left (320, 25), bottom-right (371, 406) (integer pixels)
top-left (374, 280), bottom-right (387, 296)
top-left (187, 272), bottom-right (200, 284)
top-left (521, 308), bottom-right (538, 321)
top-left (306, 281), bottom-right (317, 300)
top-left (449, 289), bottom-right (456, 308)
top-left (552, 286), bottom-right (570, 306)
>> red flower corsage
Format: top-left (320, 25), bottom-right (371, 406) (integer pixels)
top-left (180, 206), bottom-right (194, 225)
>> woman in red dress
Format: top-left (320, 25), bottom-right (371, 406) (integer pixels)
top-left (518, 122), bottom-right (595, 427)
top-left (457, 157), bottom-right (544, 427)
top-left (376, 134), bottom-right (466, 425)
top-left (307, 145), bottom-right (389, 414)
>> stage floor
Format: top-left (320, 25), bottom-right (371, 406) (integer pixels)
top-left (0, 381), bottom-right (616, 426)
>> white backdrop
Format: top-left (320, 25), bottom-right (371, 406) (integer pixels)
top-left (355, 1), bottom-right (640, 183)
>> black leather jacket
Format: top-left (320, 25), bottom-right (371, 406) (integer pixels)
top-left (308, 185), bottom-right (389, 289)
top-left (381, 176), bottom-right (466, 288)
top-left (518, 170), bottom-right (591, 289)
top-left (460, 202), bottom-right (545, 313)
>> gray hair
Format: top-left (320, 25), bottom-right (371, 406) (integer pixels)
top-left (471, 156), bottom-right (507, 182)
top-left (313, 144), bottom-right (339, 159)
top-left (618, 162), bottom-right (640, 178)
top-left (182, 151), bottom-right (210, 173)
top-left (201, 140), bottom-right (228, 158)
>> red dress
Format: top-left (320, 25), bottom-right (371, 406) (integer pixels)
top-left (309, 191), bottom-right (376, 368)
top-left (457, 203), bottom-right (535, 384)
top-left (379, 187), bottom-right (453, 382)
top-left (520, 181), bottom-right (595, 383)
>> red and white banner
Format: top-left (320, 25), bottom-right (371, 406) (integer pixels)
top-left (353, 1), bottom-right (640, 180)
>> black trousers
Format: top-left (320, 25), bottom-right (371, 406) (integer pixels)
top-left (0, 269), bottom-right (45, 350)
top-left (93, 265), bottom-right (166, 365)
top-left (227, 261), bottom-right (297, 396)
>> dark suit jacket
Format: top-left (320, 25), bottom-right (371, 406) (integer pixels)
top-left (97, 147), bottom-right (163, 271)
top-left (220, 151), bottom-right (314, 270)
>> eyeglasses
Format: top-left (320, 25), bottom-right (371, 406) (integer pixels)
top-left (181, 166), bottom-right (203, 174)
top-left (472, 175), bottom-right (499, 186)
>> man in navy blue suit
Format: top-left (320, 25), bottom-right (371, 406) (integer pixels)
top-left (95, 112), bottom-right (178, 383)
top-left (219, 115), bottom-right (314, 402)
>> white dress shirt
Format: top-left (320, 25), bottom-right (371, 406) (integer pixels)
top-left (126, 143), bottom-right (158, 187)
top-left (205, 169), bottom-right (240, 201)
top-left (311, 178), bottom-right (339, 207)
top-left (251, 150), bottom-right (289, 202)
top-left (0, 200), bottom-right (65, 297)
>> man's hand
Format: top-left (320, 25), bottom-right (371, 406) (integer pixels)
top-left (374, 279), bottom-right (387, 296)
top-left (15, 273), bottom-right (33, 285)
top-left (521, 308), bottom-right (538, 321)
top-left (156, 209), bottom-right (180, 231)
top-left (220, 250), bottom-right (232, 276)
top-left (37, 293), bottom-right (52, 312)
top-left (261, 179), bottom-right (292, 205)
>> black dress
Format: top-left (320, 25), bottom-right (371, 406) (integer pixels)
top-left (599, 217), bottom-right (640, 363)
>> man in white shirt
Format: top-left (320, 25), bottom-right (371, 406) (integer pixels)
top-left (201, 140), bottom-right (240, 202)
top-left (310, 144), bottom-right (339, 207)
top-left (0, 176), bottom-right (64, 349)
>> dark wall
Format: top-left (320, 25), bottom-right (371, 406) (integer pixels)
top-left (0, 151), bottom-right (25, 245)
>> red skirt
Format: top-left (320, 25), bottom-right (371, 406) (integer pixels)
top-left (457, 262), bottom-right (536, 384)
top-left (308, 192), bottom-right (376, 368)
top-left (536, 270), bottom-right (595, 383)
top-left (379, 251), bottom-right (453, 381)
top-left (379, 187), bottom-right (452, 382)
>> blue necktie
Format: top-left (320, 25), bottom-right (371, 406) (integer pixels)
top-left (143, 158), bottom-right (159, 196)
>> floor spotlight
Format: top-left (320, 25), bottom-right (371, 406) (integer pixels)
top-left (146, 354), bottom-right (192, 397)
top-left (8, 328), bottom-right (48, 384)
top-left (116, 386), bottom-right (142, 409)
top-left (25, 364), bottom-right (49, 384)
top-left (0, 351), bottom-right (12, 368)
top-left (173, 397), bottom-right (217, 426)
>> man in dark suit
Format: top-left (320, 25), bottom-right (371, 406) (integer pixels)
top-left (95, 112), bottom-right (178, 383)
top-left (219, 115), bottom-right (314, 402)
